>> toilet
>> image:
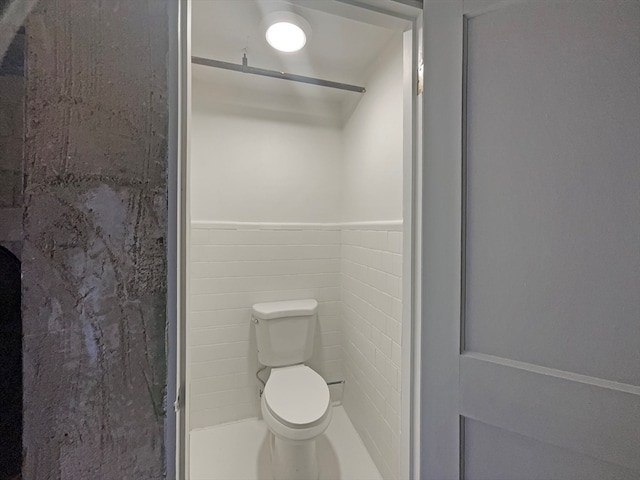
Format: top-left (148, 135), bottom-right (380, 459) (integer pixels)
top-left (252, 299), bottom-right (332, 480)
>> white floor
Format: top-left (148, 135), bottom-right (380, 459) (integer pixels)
top-left (190, 405), bottom-right (383, 480)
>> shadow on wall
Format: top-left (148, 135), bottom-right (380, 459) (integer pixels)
top-left (0, 246), bottom-right (21, 480)
top-left (0, 12), bottom-right (24, 479)
top-left (254, 432), bottom-right (340, 480)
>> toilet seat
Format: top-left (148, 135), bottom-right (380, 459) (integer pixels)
top-left (263, 365), bottom-right (330, 429)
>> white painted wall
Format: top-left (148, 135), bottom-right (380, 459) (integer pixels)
top-left (190, 33), bottom-right (403, 225)
top-left (341, 34), bottom-right (403, 223)
top-left (190, 79), bottom-right (343, 223)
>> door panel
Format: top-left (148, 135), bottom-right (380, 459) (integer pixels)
top-left (464, 0), bottom-right (640, 385)
top-left (464, 418), bottom-right (638, 480)
top-left (460, 353), bottom-right (640, 472)
top-left (421, 0), bottom-right (640, 479)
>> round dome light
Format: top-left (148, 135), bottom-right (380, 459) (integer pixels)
top-left (266, 21), bottom-right (306, 52)
top-left (262, 12), bottom-right (311, 53)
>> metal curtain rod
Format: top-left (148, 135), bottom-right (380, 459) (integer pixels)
top-left (192, 54), bottom-right (366, 93)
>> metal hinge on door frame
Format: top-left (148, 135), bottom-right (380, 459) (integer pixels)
top-left (417, 60), bottom-right (424, 95)
top-left (174, 385), bottom-right (184, 412)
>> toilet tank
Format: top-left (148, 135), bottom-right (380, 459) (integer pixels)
top-left (252, 299), bottom-right (318, 367)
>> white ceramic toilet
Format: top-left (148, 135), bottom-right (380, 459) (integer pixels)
top-left (252, 299), bottom-right (332, 480)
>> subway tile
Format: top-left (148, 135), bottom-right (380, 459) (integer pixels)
top-left (190, 341), bottom-right (248, 363)
top-left (391, 341), bottom-right (401, 367)
top-left (386, 407), bottom-right (400, 434)
top-left (189, 309), bottom-right (250, 329)
top-left (207, 228), bottom-right (341, 246)
top-left (374, 349), bottom-right (386, 374)
top-left (371, 231), bottom-right (388, 251)
top-left (189, 411), bottom-right (207, 430)
top-left (319, 344), bottom-right (342, 361)
top-left (317, 300), bottom-right (340, 316)
top-left (190, 262), bottom-right (209, 279)
top-left (319, 358), bottom-right (343, 379)
top-left (378, 332), bottom-right (393, 359)
top-left (384, 359), bottom-right (399, 390)
top-left (318, 314), bottom-right (340, 333)
top-left (388, 387), bottom-right (401, 415)
top-left (190, 357), bottom-right (249, 379)
top-left (362, 230), bottom-right (376, 250)
top-left (391, 253), bottom-right (402, 276)
top-left (202, 405), bottom-right (236, 427)
top-left (388, 231), bottom-right (402, 254)
top-left (341, 229), bottom-right (355, 246)
top-left (339, 224), bottom-right (403, 480)
top-left (189, 311), bottom-right (215, 329)
top-left (387, 274), bottom-right (402, 300)
top-left (189, 220), bottom-right (403, 478)
top-left (191, 229), bottom-right (209, 245)
top-left (372, 387), bottom-right (386, 414)
top-left (369, 307), bottom-right (386, 333)
top-left (392, 298), bottom-right (402, 322)
top-left (368, 268), bottom-right (387, 292)
top-left (369, 250), bottom-right (384, 271)
top-left (360, 338), bottom-right (375, 365)
top-left (297, 229), bottom-right (341, 245)
top-left (190, 373), bottom-right (249, 395)
top-left (191, 286), bottom-right (340, 311)
top-left (378, 292), bottom-right (394, 316)
top-left (190, 325), bottom-right (249, 347)
top-left (191, 273), bottom-right (340, 295)
top-left (386, 316), bottom-right (402, 344)
top-left (233, 401), bottom-right (260, 421)
top-left (191, 245), bottom-right (209, 262)
top-left (320, 330), bottom-right (342, 346)
top-left (204, 244), bottom-right (341, 262)
top-left (197, 387), bottom-right (254, 408)
top-left (192, 259), bottom-right (340, 279)
top-left (380, 251), bottom-right (393, 274)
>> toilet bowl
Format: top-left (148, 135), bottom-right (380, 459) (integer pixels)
top-left (261, 364), bottom-right (332, 480)
top-left (252, 299), bottom-right (332, 480)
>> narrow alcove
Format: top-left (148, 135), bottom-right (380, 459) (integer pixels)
top-left (0, 24), bottom-right (24, 480)
top-left (0, 247), bottom-right (21, 480)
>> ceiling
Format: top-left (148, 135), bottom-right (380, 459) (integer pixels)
top-left (191, 0), bottom-right (400, 120)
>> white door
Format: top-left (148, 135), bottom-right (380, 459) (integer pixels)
top-left (420, 1), bottom-right (640, 479)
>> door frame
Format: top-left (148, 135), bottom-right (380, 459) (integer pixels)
top-left (169, 0), bottom-right (191, 478)
top-left (420, 1), bottom-right (464, 477)
top-left (170, 1), bottom-right (424, 478)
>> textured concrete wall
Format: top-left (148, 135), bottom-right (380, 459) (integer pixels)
top-left (0, 76), bottom-right (23, 209)
top-left (22, 1), bottom-right (169, 478)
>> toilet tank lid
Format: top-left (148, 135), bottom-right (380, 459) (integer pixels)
top-left (252, 299), bottom-right (318, 320)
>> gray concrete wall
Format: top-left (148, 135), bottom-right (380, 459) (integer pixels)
top-left (22, 1), bottom-right (169, 478)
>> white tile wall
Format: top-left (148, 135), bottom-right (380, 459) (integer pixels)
top-left (189, 223), bottom-right (343, 430)
top-left (188, 221), bottom-right (404, 480)
top-left (341, 224), bottom-right (403, 480)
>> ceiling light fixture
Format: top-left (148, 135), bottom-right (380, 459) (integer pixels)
top-left (263, 12), bottom-right (311, 53)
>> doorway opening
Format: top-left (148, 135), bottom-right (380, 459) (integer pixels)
top-left (176, 1), bottom-right (422, 478)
